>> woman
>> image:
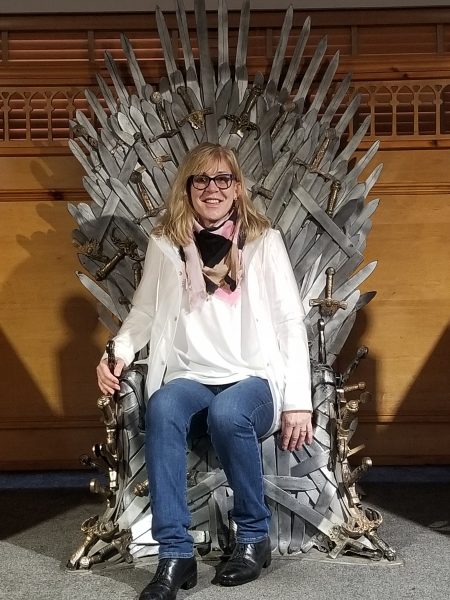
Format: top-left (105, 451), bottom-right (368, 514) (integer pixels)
top-left (97, 143), bottom-right (313, 600)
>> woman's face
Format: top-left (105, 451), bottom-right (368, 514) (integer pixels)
top-left (189, 158), bottom-right (240, 228)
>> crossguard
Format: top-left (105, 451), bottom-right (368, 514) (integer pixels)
top-left (309, 267), bottom-right (347, 317)
top-left (219, 84), bottom-right (262, 139)
top-left (75, 238), bottom-right (108, 263)
top-left (176, 87), bottom-right (213, 129)
top-left (219, 113), bottom-right (261, 139)
top-left (132, 132), bottom-right (172, 168)
top-left (95, 229), bottom-right (142, 281)
top-left (177, 108), bottom-right (213, 129)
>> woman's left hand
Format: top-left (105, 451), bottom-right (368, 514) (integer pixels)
top-left (280, 410), bottom-right (313, 451)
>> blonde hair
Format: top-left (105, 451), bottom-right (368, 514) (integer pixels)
top-left (153, 143), bottom-right (270, 246)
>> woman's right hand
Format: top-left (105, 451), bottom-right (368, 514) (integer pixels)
top-left (96, 358), bottom-right (125, 395)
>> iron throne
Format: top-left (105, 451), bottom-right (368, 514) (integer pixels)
top-left (67, 0), bottom-right (396, 570)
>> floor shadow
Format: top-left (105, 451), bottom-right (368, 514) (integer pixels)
top-left (0, 488), bottom-right (102, 544)
top-left (362, 482), bottom-right (450, 540)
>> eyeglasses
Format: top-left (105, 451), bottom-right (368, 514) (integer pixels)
top-left (190, 173), bottom-right (235, 190)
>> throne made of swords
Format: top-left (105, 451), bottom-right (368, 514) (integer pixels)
top-left (67, 0), bottom-right (396, 570)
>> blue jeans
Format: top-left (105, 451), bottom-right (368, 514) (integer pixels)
top-left (145, 376), bottom-right (274, 559)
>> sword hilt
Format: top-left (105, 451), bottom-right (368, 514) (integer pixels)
top-left (242, 84), bottom-right (262, 114)
top-left (133, 480), bottom-right (149, 497)
top-left (318, 318), bottom-right (327, 364)
top-left (95, 249), bottom-right (126, 281)
top-left (106, 340), bottom-right (115, 374)
top-left (97, 395), bottom-right (117, 427)
top-left (345, 457), bottom-right (372, 487)
top-left (310, 128), bottom-right (335, 171)
top-left (309, 267), bottom-right (347, 317)
top-left (325, 180), bottom-right (341, 217)
top-left (341, 346), bottom-right (369, 384)
top-left (325, 267), bottom-right (335, 299)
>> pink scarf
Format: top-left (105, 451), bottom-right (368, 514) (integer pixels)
top-left (182, 210), bottom-right (244, 309)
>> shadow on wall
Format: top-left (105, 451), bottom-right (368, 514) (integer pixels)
top-left (0, 200), bottom-right (104, 463)
top-left (360, 323), bottom-right (450, 462)
top-left (57, 295), bottom-right (104, 419)
top-left (0, 327), bottom-right (52, 420)
top-left (338, 302), bottom-right (450, 465)
top-left (396, 323), bottom-right (449, 419)
top-left (1, 226), bottom-right (62, 423)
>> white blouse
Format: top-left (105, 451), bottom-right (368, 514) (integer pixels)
top-left (164, 288), bottom-right (267, 385)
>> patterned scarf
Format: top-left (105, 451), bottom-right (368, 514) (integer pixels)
top-left (181, 209), bottom-right (244, 309)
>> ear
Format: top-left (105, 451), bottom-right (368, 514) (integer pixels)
top-left (234, 179), bottom-right (242, 199)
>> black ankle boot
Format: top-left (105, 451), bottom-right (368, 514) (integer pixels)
top-left (139, 557), bottom-right (197, 600)
top-left (215, 537), bottom-right (271, 586)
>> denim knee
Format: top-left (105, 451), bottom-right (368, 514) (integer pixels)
top-left (145, 388), bottom-right (165, 431)
top-left (207, 379), bottom-right (274, 441)
top-left (145, 386), bottom-right (185, 435)
top-left (207, 399), bottom-right (249, 437)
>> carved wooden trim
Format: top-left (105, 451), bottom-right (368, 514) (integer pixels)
top-left (2, 8), bottom-right (450, 29)
top-left (359, 415), bottom-right (450, 424)
top-left (373, 183), bottom-right (450, 195)
top-left (0, 417), bottom-right (102, 430)
top-left (1, 78), bottom-right (449, 151)
top-left (5, 413), bottom-right (447, 429)
top-left (0, 189), bottom-right (88, 202)
top-left (0, 459), bottom-right (93, 470)
top-left (2, 180), bottom-right (450, 203)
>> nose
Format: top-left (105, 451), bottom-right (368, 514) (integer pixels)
top-left (205, 177), bottom-right (220, 190)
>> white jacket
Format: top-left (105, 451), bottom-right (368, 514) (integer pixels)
top-left (112, 228), bottom-right (312, 435)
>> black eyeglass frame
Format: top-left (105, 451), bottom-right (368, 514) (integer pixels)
top-left (189, 173), bottom-right (235, 190)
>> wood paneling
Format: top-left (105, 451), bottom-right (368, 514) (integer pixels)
top-left (1, 152), bottom-right (448, 467)
top-left (338, 149), bottom-right (450, 465)
top-left (0, 196), bottom-right (109, 469)
top-left (2, 10), bottom-right (450, 152)
top-left (0, 9), bottom-right (449, 468)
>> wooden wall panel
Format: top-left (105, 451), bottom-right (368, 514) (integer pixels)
top-left (338, 150), bottom-right (450, 465)
top-left (357, 24), bottom-right (438, 55)
top-left (0, 156), bottom-right (84, 191)
top-left (0, 195), bottom-right (108, 469)
top-left (1, 152), bottom-right (448, 467)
